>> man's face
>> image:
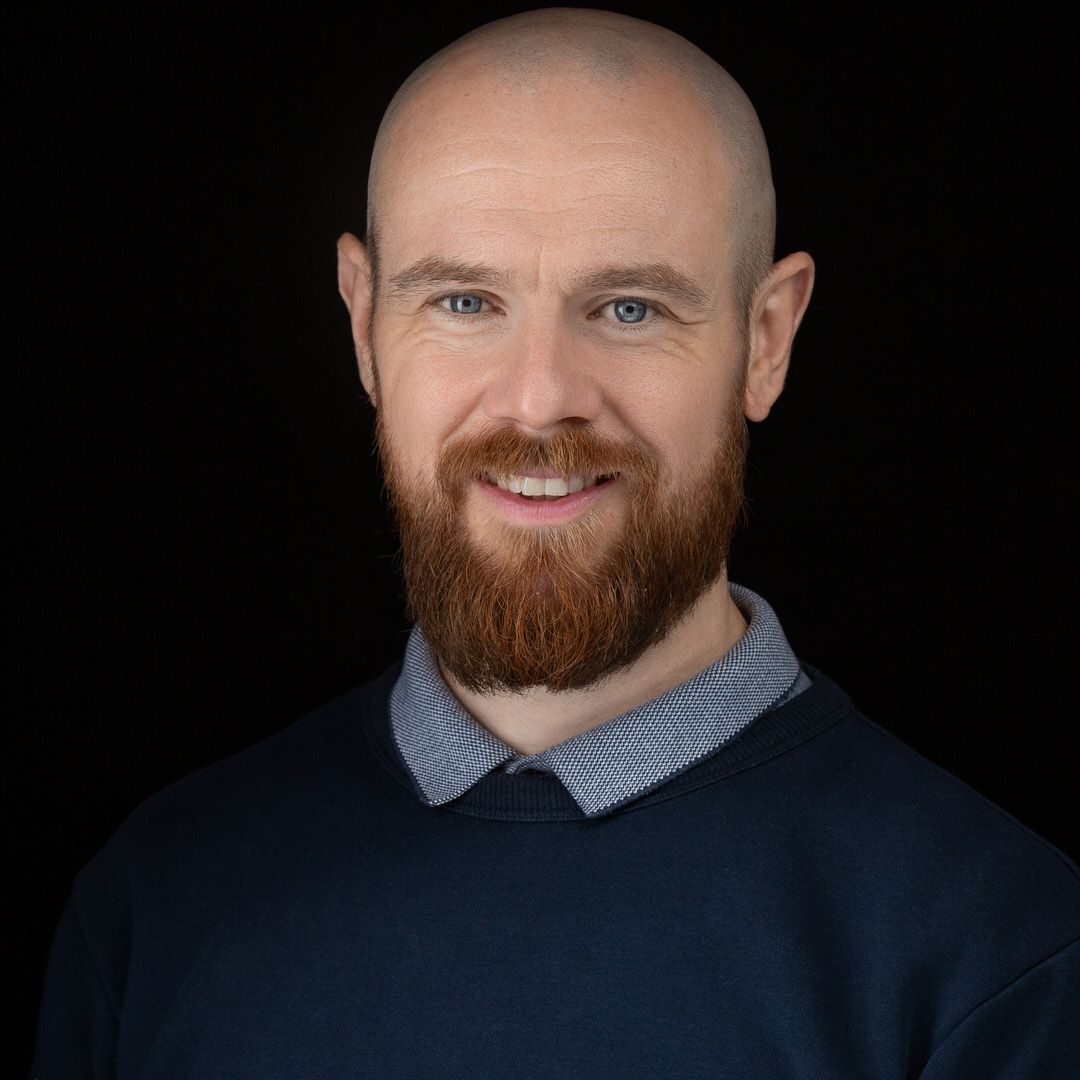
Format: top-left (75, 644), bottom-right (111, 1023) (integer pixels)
top-left (367, 66), bottom-right (754, 691)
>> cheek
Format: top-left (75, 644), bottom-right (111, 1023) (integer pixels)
top-left (620, 384), bottom-right (733, 471)
top-left (381, 402), bottom-right (435, 478)
top-left (379, 373), bottom-right (480, 481)
top-left (377, 319), bottom-right (493, 426)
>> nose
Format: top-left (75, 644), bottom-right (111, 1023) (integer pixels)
top-left (480, 322), bottom-right (604, 434)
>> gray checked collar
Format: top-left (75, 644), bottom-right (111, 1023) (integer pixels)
top-left (389, 581), bottom-right (808, 817)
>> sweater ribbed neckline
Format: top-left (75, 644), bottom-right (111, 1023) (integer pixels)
top-left (360, 661), bottom-right (855, 822)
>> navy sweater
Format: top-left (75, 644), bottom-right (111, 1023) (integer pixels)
top-left (33, 663), bottom-right (1080, 1078)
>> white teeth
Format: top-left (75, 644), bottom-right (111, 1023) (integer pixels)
top-left (490, 473), bottom-right (601, 498)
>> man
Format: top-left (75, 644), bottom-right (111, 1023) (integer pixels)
top-left (34, 8), bottom-right (1079, 1078)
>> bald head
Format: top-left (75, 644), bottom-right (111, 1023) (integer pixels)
top-left (366, 8), bottom-right (776, 315)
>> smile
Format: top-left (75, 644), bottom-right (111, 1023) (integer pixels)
top-left (485, 472), bottom-right (617, 500)
top-left (475, 472), bottom-right (620, 525)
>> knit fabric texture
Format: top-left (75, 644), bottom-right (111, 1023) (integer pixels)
top-left (32, 656), bottom-right (1080, 1078)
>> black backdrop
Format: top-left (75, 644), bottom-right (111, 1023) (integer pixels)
top-left (16, 1), bottom-right (1078, 1063)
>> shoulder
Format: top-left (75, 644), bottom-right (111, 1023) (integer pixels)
top-left (71, 661), bottom-right (404, 913)
top-left (791, 667), bottom-right (1080, 998)
top-left (808, 667), bottom-right (1078, 890)
top-left (151, 662), bottom-right (398, 820)
top-left (792, 666), bottom-right (1077, 870)
top-left (839, 698), bottom-right (1077, 892)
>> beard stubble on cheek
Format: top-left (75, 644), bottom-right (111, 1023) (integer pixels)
top-left (376, 400), bottom-right (748, 694)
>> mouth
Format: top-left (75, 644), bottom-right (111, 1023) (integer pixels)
top-left (484, 471), bottom-right (618, 501)
top-left (473, 470), bottom-right (621, 526)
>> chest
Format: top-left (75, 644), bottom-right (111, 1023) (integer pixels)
top-left (120, 820), bottom-right (933, 1079)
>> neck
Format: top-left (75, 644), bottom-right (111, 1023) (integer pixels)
top-left (440, 574), bottom-right (747, 755)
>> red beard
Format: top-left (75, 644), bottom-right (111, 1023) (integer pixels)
top-left (377, 399), bottom-right (747, 693)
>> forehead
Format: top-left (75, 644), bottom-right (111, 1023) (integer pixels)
top-left (373, 66), bottom-right (738, 283)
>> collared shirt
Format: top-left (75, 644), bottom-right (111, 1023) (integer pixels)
top-left (390, 581), bottom-right (810, 818)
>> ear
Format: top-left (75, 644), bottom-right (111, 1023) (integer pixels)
top-left (744, 251), bottom-right (815, 422)
top-left (336, 232), bottom-right (377, 405)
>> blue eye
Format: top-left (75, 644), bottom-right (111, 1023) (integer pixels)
top-left (611, 298), bottom-right (649, 324)
top-left (440, 294), bottom-right (484, 315)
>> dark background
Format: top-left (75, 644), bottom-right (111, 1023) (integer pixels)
top-left (16, 0), bottom-right (1077, 1063)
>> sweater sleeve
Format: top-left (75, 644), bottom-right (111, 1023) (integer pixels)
top-left (916, 937), bottom-right (1080, 1080)
top-left (30, 895), bottom-right (119, 1080)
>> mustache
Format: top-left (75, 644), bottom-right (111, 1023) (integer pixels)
top-left (435, 425), bottom-right (660, 493)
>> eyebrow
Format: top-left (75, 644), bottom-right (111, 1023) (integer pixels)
top-left (570, 263), bottom-right (713, 311)
top-left (386, 257), bottom-right (511, 299)
top-left (385, 257), bottom-right (713, 311)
